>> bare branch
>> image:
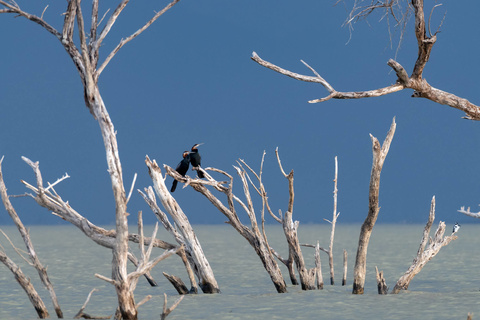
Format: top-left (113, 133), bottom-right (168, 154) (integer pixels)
top-left (0, 1), bottom-right (61, 39)
top-left (161, 293), bottom-right (184, 320)
top-left (392, 196), bottom-right (458, 293)
top-left (96, 0), bottom-right (181, 78)
top-left (458, 206), bottom-right (480, 219)
top-left (126, 173), bottom-right (137, 204)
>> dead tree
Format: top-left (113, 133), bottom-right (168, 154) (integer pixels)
top-left (0, 1), bottom-right (181, 318)
top-left (0, 157), bottom-right (62, 318)
top-left (165, 155), bottom-right (288, 293)
top-left (251, 1), bottom-right (480, 120)
top-left (272, 149), bottom-right (318, 290)
top-left (141, 156), bottom-right (220, 293)
top-left (353, 118), bottom-right (396, 294)
top-left (391, 196), bottom-right (458, 293)
top-left (324, 156), bottom-right (340, 285)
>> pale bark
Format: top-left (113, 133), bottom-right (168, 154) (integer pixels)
top-left (391, 196), bottom-right (458, 293)
top-left (342, 249), bottom-right (347, 286)
top-left (375, 266), bottom-right (388, 295)
top-left (0, 1), bottom-right (182, 318)
top-left (74, 288), bottom-right (111, 319)
top-left (352, 118), bottom-right (396, 294)
top-left (164, 159), bottom-right (288, 293)
top-left (315, 241), bottom-right (324, 290)
top-left (251, 1), bottom-right (480, 120)
top-left (324, 156), bottom-right (340, 285)
top-left (274, 149), bottom-right (317, 290)
top-left (160, 294), bottom-right (184, 320)
top-left (0, 250), bottom-right (49, 318)
top-left (0, 157), bottom-right (63, 317)
top-left (143, 156), bottom-right (219, 293)
top-left (458, 206), bottom-right (480, 219)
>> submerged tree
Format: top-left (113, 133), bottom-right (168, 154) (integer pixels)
top-left (251, 0), bottom-right (471, 294)
top-left (0, 1), bottom-right (221, 318)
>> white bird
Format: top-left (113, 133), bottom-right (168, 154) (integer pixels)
top-left (452, 222), bottom-right (461, 233)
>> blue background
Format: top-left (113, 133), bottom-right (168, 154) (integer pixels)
top-left (1, 1), bottom-right (479, 226)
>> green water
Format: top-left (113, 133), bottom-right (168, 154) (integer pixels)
top-left (0, 224), bottom-right (478, 319)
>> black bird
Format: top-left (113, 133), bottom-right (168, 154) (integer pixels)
top-left (171, 151), bottom-right (190, 192)
top-left (190, 143), bottom-right (204, 178)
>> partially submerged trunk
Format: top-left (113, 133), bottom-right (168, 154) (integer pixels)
top-left (0, 251), bottom-right (49, 319)
top-left (144, 156), bottom-right (219, 293)
top-left (391, 196), bottom-right (458, 294)
top-left (353, 118), bottom-right (396, 294)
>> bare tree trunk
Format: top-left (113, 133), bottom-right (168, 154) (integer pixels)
top-left (0, 251), bottom-right (49, 318)
top-left (0, 157), bottom-right (63, 317)
top-left (325, 156), bottom-right (340, 285)
top-left (375, 266), bottom-right (388, 295)
top-left (315, 241), bottom-right (324, 289)
top-left (352, 118), bottom-right (396, 294)
top-left (342, 249), bottom-right (347, 286)
top-left (144, 156), bottom-right (219, 293)
top-left (391, 196), bottom-right (458, 293)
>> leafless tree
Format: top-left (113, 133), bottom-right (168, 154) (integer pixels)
top-left (251, 1), bottom-right (478, 120)
top-left (251, 0), bottom-right (471, 294)
top-left (391, 196), bottom-right (458, 294)
top-left (0, 1), bottom-right (186, 318)
top-left (352, 118), bottom-right (396, 294)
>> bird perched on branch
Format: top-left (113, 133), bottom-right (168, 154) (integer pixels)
top-left (170, 150), bottom-right (190, 192)
top-left (190, 143), bottom-right (204, 178)
top-left (452, 222), bottom-right (461, 234)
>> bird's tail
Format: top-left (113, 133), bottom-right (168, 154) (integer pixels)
top-left (171, 180), bottom-right (178, 192)
top-left (197, 168), bottom-right (205, 178)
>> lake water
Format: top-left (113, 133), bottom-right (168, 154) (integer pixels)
top-left (0, 224), bottom-right (478, 319)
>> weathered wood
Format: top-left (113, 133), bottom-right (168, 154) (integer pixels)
top-left (165, 160), bottom-right (288, 293)
top-left (315, 241), bottom-right (324, 290)
top-left (160, 294), bottom-right (184, 320)
top-left (342, 249), bottom-right (347, 286)
top-left (353, 118), bottom-right (396, 294)
top-left (163, 273), bottom-right (189, 295)
top-left (0, 157), bottom-right (63, 317)
top-left (144, 156), bottom-right (220, 293)
top-left (274, 149), bottom-right (316, 290)
top-left (0, 1), bottom-right (183, 318)
top-left (326, 156), bottom-right (340, 285)
top-left (0, 251), bottom-right (49, 319)
top-left (74, 288), bottom-right (111, 319)
top-left (391, 196), bottom-right (458, 294)
top-left (375, 266), bottom-right (388, 295)
top-left (251, 1), bottom-right (480, 120)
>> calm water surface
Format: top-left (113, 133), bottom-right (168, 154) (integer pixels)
top-left (0, 224), bottom-right (479, 319)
